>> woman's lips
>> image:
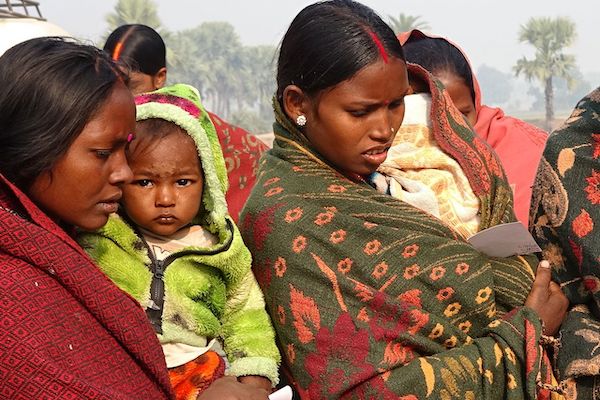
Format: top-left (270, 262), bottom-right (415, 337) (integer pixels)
top-left (362, 147), bottom-right (389, 165)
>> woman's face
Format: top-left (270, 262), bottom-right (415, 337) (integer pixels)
top-left (437, 71), bottom-right (477, 127)
top-left (303, 57), bottom-right (409, 179)
top-left (28, 82), bottom-right (135, 231)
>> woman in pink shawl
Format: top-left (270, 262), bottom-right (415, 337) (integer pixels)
top-left (399, 30), bottom-right (548, 227)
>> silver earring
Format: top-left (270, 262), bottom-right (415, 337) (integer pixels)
top-left (296, 115), bottom-right (307, 127)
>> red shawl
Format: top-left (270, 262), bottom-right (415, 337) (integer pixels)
top-left (399, 30), bottom-right (548, 227)
top-left (208, 112), bottom-right (268, 222)
top-left (0, 174), bottom-right (173, 399)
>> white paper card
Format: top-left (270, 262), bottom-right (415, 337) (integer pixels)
top-left (269, 385), bottom-right (293, 400)
top-left (467, 222), bottom-right (541, 258)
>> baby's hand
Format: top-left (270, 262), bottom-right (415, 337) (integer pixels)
top-left (239, 375), bottom-right (273, 392)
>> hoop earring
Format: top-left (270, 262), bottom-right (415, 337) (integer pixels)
top-left (296, 115), bottom-right (307, 127)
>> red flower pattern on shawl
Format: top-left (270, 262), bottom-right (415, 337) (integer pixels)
top-left (572, 209), bottom-right (594, 238)
top-left (305, 313), bottom-right (392, 398)
top-left (584, 170), bottom-right (600, 204)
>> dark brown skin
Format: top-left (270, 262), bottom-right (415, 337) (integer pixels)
top-left (524, 260), bottom-right (569, 336)
top-left (197, 377), bottom-right (269, 400)
top-left (238, 375), bottom-right (273, 392)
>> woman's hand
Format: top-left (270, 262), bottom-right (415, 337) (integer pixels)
top-left (197, 376), bottom-right (269, 400)
top-left (524, 260), bottom-right (569, 336)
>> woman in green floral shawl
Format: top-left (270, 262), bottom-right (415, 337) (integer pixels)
top-left (530, 87), bottom-right (600, 399)
top-left (240, 1), bottom-right (568, 398)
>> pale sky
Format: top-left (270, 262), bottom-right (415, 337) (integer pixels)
top-left (41, 0), bottom-right (598, 77)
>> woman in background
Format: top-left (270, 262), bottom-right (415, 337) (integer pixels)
top-left (400, 30), bottom-right (548, 228)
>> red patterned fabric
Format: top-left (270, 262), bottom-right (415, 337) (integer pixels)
top-left (0, 174), bottom-right (173, 399)
top-left (208, 112), bottom-right (268, 222)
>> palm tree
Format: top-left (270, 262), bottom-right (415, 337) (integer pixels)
top-left (387, 13), bottom-right (430, 34)
top-left (514, 16), bottom-right (577, 131)
top-left (105, 0), bottom-right (162, 32)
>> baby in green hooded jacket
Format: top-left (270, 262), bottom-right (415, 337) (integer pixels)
top-left (78, 84), bottom-right (280, 398)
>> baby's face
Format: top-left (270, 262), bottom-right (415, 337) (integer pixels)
top-left (122, 130), bottom-right (204, 236)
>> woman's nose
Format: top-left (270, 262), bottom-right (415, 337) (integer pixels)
top-left (109, 151), bottom-right (133, 185)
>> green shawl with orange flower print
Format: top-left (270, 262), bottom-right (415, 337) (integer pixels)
top-left (530, 87), bottom-right (600, 399)
top-left (240, 65), bottom-right (559, 399)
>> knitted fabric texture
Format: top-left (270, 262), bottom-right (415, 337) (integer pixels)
top-left (530, 86), bottom-right (600, 399)
top-left (0, 174), bottom-right (173, 399)
top-left (78, 83), bottom-right (280, 385)
top-left (239, 64), bottom-right (558, 399)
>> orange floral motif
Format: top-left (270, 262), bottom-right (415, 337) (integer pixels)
top-left (444, 302), bottom-right (462, 317)
top-left (324, 206), bottom-right (337, 213)
top-left (372, 262), bottom-right (389, 279)
top-left (364, 239), bottom-right (382, 255)
top-left (402, 244), bottom-right (419, 258)
top-left (436, 287), bottom-right (455, 301)
top-left (475, 287), bottom-right (492, 304)
top-left (287, 343), bottom-right (296, 364)
top-left (292, 166), bottom-right (303, 172)
top-left (429, 323), bottom-right (444, 339)
top-left (357, 307), bottom-right (370, 322)
top-left (444, 335), bottom-right (458, 349)
top-left (430, 266), bottom-right (446, 281)
top-left (314, 211), bottom-right (334, 226)
top-left (572, 209), bottom-right (594, 238)
top-left (284, 207), bottom-right (303, 223)
top-left (277, 305), bottom-right (286, 324)
top-left (265, 186), bottom-right (283, 197)
top-left (289, 285), bottom-right (321, 344)
top-left (274, 257), bottom-right (287, 277)
top-left (458, 321), bottom-right (472, 333)
top-left (455, 262), bottom-right (470, 275)
top-left (330, 229), bottom-right (346, 244)
top-left (403, 264), bottom-right (420, 280)
top-left (263, 177), bottom-right (280, 187)
top-left (337, 258), bottom-right (353, 274)
top-left (327, 184), bottom-right (347, 193)
top-left (292, 235), bottom-right (307, 253)
top-left (397, 289), bottom-right (422, 308)
top-left (584, 170), bottom-right (600, 204)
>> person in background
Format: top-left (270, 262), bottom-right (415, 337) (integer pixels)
top-left (530, 86), bottom-right (600, 399)
top-left (0, 36), bottom-right (173, 400)
top-left (78, 83), bottom-right (280, 399)
top-left (240, 1), bottom-right (567, 398)
top-left (400, 30), bottom-right (548, 228)
top-left (104, 24), bottom-right (268, 222)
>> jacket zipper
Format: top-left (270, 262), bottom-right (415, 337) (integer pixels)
top-left (142, 219), bottom-right (235, 335)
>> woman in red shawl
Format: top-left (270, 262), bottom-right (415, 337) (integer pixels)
top-left (400, 30), bottom-right (548, 228)
top-left (0, 36), bottom-right (271, 400)
top-left (0, 37), bottom-right (173, 400)
top-left (104, 24), bottom-right (268, 222)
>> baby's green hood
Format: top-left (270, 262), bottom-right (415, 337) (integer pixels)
top-left (135, 84), bottom-right (229, 232)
